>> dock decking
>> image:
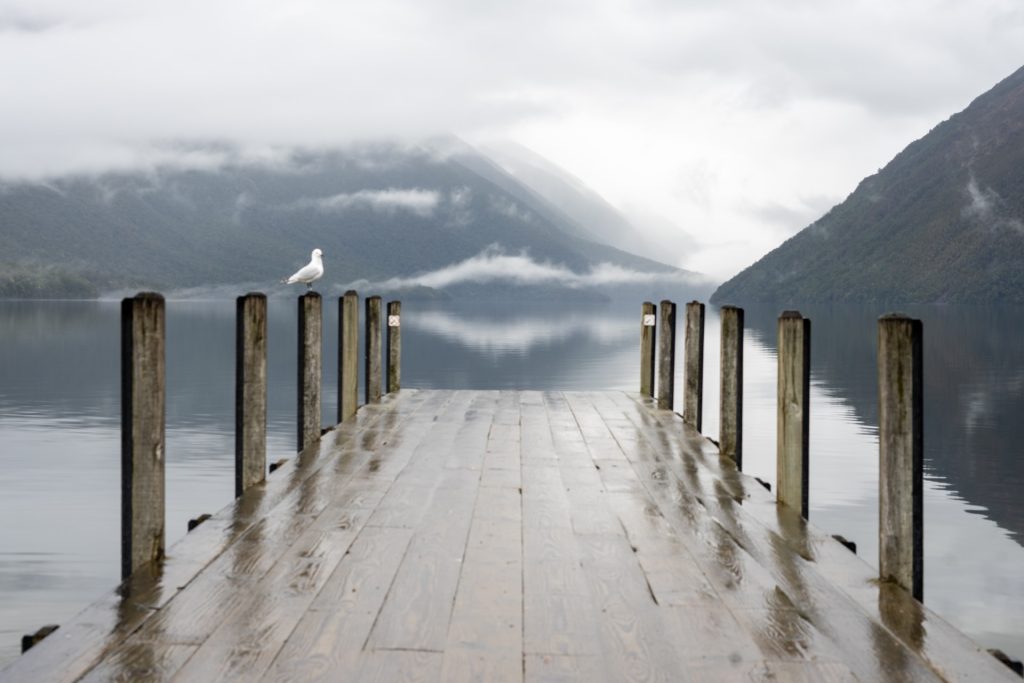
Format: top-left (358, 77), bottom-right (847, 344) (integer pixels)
top-left (2, 390), bottom-right (1015, 682)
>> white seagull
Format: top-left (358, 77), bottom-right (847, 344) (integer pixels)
top-left (281, 248), bottom-right (324, 290)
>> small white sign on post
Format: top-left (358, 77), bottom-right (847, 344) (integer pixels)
top-left (642, 314), bottom-right (656, 327)
top-left (388, 315), bottom-right (401, 327)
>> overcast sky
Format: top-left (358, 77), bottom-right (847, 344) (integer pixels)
top-left (2, 0), bottom-right (1023, 279)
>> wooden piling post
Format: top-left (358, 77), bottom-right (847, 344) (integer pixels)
top-left (719, 305), bottom-right (744, 468)
top-left (878, 314), bottom-right (923, 601)
top-left (338, 290), bottom-right (359, 422)
top-left (235, 293), bottom-right (267, 497)
top-left (683, 301), bottom-right (705, 430)
top-left (656, 300), bottom-right (677, 410)
top-left (640, 302), bottom-right (656, 398)
top-left (121, 292), bottom-right (166, 580)
top-left (386, 301), bottom-right (401, 393)
top-left (365, 296), bottom-right (383, 404)
top-left (297, 292), bottom-right (322, 451)
top-left (777, 310), bottom-right (810, 519)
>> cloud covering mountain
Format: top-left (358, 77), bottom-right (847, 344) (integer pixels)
top-left (0, 141), bottom-right (704, 298)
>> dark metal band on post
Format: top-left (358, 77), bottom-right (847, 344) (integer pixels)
top-left (719, 305), bottom-right (744, 468)
top-left (338, 290), bottom-right (359, 423)
top-left (657, 300), bottom-right (677, 410)
top-left (235, 293), bottom-right (267, 497)
top-left (878, 314), bottom-right (923, 601)
top-left (297, 292), bottom-right (322, 451)
top-left (640, 301), bottom-right (656, 398)
top-left (365, 296), bottom-right (382, 404)
top-left (683, 301), bottom-right (705, 431)
top-left (121, 292), bottom-right (166, 580)
top-left (777, 310), bottom-right (810, 519)
top-left (386, 301), bottom-right (401, 393)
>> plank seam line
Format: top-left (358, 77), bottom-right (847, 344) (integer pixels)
top-left (79, 390), bottom-right (435, 682)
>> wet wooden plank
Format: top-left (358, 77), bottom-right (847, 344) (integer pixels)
top-left (440, 649), bottom-right (521, 683)
top-left (77, 643), bottom-right (197, 683)
top-left (574, 533), bottom-right (689, 681)
top-left (85, 394), bottom-right (453, 682)
top-left (367, 394), bottom-right (496, 652)
top-left (592, 392), bottom-right (991, 682)
top-left (5, 390), bottom-right (1015, 683)
top-left (441, 471), bottom-right (524, 682)
top-left (524, 654), bottom-right (606, 682)
top-left (521, 403), bottom-right (601, 659)
top-left (258, 526), bottom-right (414, 681)
top-left (168, 518), bottom-right (372, 681)
top-left (351, 650), bottom-right (444, 682)
top-left (0, 391), bottom-right (432, 683)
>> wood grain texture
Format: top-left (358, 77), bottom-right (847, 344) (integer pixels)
top-left (719, 305), bottom-right (744, 467)
top-left (6, 389), bottom-right (1015, 683)
top-left (878, 315), bottom-right (923, 600)
top-left (386, 300), bottom-right (401, 393)
top-left (338, 290), bottom-right (359, 423)
top-left (639, 301), bottom-right (656, 397)
top-left (297, 293), bottom-right (323, 451)
top-left (683, 300), bottom-right (705, 430)
top-left (656, 300), bottom-right (676, 410)
top-left (364, 296), bottom-right (382, 404)
top-left (121, 292), bottom-right (166, 580)
top-left (236, 293), bottom-right (267, 497)
top-left (777, 311), bottom-right (810, 519)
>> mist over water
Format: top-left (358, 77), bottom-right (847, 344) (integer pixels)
top-left (0, 298), bottom-right (1023, 665)
top-left (340, 246), bottom-right (709, 295)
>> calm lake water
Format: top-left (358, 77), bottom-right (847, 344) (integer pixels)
top-left (1, 296), bottom-right (1023, 666)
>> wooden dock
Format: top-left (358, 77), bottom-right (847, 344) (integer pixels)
top-left (2, 389), bottom-right (1015, 682)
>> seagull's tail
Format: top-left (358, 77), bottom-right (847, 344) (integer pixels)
top-left (280, 277), bottom-right (290, 284)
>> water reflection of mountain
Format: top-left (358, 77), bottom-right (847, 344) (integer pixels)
top-left (403, 303), bottom-right (638, 390)
top-left (741, 304), bottom-right (1024, 544)
top-left (0, 298), bottom-right (650, 433)
top-left (0, 301), bottom-right (340, 436)
top-left (0, 302), bottom-right (120, 418)
top-left (408, 309), bottom-right (634, 355)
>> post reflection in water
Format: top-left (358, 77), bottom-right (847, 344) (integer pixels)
top-left (0, 298), bottom-right (1023, 665)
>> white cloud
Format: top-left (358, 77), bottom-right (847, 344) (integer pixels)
top-left (346, 245), bottom-right (705, 291)
top-left (964, 176), bottom-right (997, 220)
top-left (296, 188), bottom-right (440, 217)
top-left (489, 196), bottom-right (534, 223)
top-left (963, 175), bottom-right (1024, 232)
top-left (1, 0), bottom-right (1023, 278)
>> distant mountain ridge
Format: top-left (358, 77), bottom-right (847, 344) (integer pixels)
top-left (480, 143), bottom-right (661, 260)
top-left (712, 65), bottom-right (1024, 304)
top-left (0, 141), bottom-right (699, 299)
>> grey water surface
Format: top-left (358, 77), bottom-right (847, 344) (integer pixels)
top-left (1, 297), bottom-right (1022, 666)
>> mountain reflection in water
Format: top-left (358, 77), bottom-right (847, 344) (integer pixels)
top-left (0, 298), bottom-right (1022, 664)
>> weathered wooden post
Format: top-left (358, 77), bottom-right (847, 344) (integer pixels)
top-left (338, 290), bottom-right (359, 422)
top-left (683, 301), bottom-right (705, 430)
top-left (365, 296), bottom-right (383, 403)
top-left (235, 293), bottom-right (267, 497)
top-left (297, 292), bottom-right (322, 451)
top-left (121, 292), bottom-right (165, 580)
top-left (640, 302), bottom-right (656, 398)
top-left (878, 314), bottom-right (923, 601)
top-left (777, 310), bottom-right (810, 519)
top-left (719, 305), bottom-right (744, 468)
top-left (656, 300), bottom-right (677, 410)
top-left (386, 301), bottom-right (401, 393)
